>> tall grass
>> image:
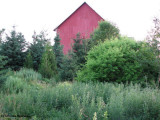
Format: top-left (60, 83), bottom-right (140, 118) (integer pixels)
top-left (1, 82), bottom-right (160, 119)
top-left (0, 69), bottom-right (160, 120)
top-left (14, 68), bottom-right (42, 82)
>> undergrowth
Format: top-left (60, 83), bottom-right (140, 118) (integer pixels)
top-left (0, 69), bottom-right (160, 120)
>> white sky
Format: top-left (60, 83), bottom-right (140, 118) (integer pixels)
top-left (0, 0), bottom-right (160, 42)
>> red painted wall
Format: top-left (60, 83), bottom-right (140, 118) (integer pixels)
top-left (56, 3), bottom-right (103, 54)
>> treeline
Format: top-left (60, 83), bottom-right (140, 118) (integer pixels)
top-left (0, 18), bottom-right (160, 85)
top-left (0, 21), bottom-right (119, 81)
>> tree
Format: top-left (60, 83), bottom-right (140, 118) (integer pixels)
top-left (60, 33), bottom-right (88, 81)
top-left (60, 54), bottom-right (76, 81)
top-left (72, 33), bottom-right (87, 69)
top-left (90, 21), bottom-right (119, 48)
top-left (53, 34), bottom-right (64, 78)
top-left (24, 51), bottom-right (33, 69)
top-left (147, 18), bottom-right (160, 53)
top-left (29, 31), bottom-right (49, 71)
top-left (0, 29), bottom-right (5, 44)
top-left (39, 42), bottom-right (57, 79)
top-left (77, 37), bottom-right (159, 84)
top-left (147, 17), bottom-right (160, 82)
top-left (0, 27), bottom-right (27, 71)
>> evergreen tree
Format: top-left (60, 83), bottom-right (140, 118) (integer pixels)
top-left (61, 33), bottom-right (88, 81)
top-left (29, 31), bottom-right (49, 70)
top-left (0, 27), bottom-right (27, 71)
top-left (53, 34), bottom-right (64, 68)
top-left (24, 51), bottom-right (33, 69)
top-left (53, 34), bottom-right (64, 80)
top-left (60, 54), bottom-right (76, 81)
top-left (72, 33), bottom-right (87, 69)
top-left (39, 42), bottom-right (57, 79)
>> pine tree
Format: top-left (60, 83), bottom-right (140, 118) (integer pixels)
top-left (0, 27), bottom-right (27, 71)
top-left (29, 31), bottom-right (49, 71)
top-left (61, 33), bottom-right (88, 81)
top-left (53, 34), bottom-right (64, 80)
top-left (24, 51), bottom-right (33, 69)
top-left (72, 33), bottom-right (87, 69)
top-left (39, 43), bottom-right (57, 79)
top-left (60, 54), bottom-right (77, 81)
top-left (53, 34), bottom-right (64, 69)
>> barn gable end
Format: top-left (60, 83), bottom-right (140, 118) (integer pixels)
top-left (54, 2), bottom-right (104, 54)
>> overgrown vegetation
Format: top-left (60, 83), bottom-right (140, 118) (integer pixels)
top-left (0, 18), bottom-right (160, 120)
top-left (90, 21), bottom-right (119, 48)
top-left (29, 31), bottom-right (49, 71)
top-left (77, 37), bottom-right (160, 84)
top-left (0, 69), bottom-right (160, 120)
top-left (24, 51), bottom-right (33, 69)
top-left (39, 42), bottom-right (57, 79)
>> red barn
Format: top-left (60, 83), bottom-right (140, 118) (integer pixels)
top-left (54, 2), bottom-right (104, 54)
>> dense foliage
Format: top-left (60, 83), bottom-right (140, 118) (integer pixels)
top-left (39, 43), bottom-right (57, 79)
top-left (0, 16), bottom-right (160, 120)
top-left (0, 56), bottom-right (8, 88)
top-left (0, 28), bottom-right (27, 71)
top-left (60, 54), bottom-right (77, 81)
top-left (77, 37), bottom-right (159, 83)
top-left (72, 33), bottom-right (87, 69)
top-left (60, 33), bottom-right (88, 81)
top-left (53, 34), bottom-right (64, 80)
top-left (24, 51), bottom-right (33, 69)
top-left (29, 31), bottom-right (48, 71)
top-left (0, 69), bottom-right (160, 120)
top-left (90, 21), bottom-right (119, 48)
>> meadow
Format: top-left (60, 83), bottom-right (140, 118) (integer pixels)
top-left (0, 69), bottom-right (160, 120)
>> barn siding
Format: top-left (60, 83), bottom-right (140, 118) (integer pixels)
top-left (56, 3), bottom-right (103, 54)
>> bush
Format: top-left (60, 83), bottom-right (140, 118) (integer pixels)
top-left (0, 55), bottom-right (8, 88)
top-left (4, 76), bottom-right (29, 94)
top-left (1, 82), bottom-right (160, 120)
top-left (2, 68), bottom-right (46, 94)
top-left (15, 68), bottom-right (42, 82)
top-left (77, 37), bottom-right (159, 83)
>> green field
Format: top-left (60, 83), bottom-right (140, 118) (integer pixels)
top-left (0, 69), bottom-right (160, 120)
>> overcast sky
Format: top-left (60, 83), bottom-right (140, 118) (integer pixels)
top-left (0, 0), bottom-right (160, 42)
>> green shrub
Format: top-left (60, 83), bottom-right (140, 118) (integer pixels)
top-left (0, 55), bottom-right (8, 88)
top-left (1, 82), bottom-right (160, 120)
top-left (77, 37), bottom-right (159, 83)
top-left (1, 92), bottom-right (35, 117)
top-left (2, 69), bottom-right (47, 94)
top-left (15, 68), bottom-right (42, 82)
top-left (3, 76), bottom-right (28, 93)
top-left (92, 21), bottom-right (119, 44)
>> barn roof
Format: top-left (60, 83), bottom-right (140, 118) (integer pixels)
top-left (54, 2), bottom-right (104, 31)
